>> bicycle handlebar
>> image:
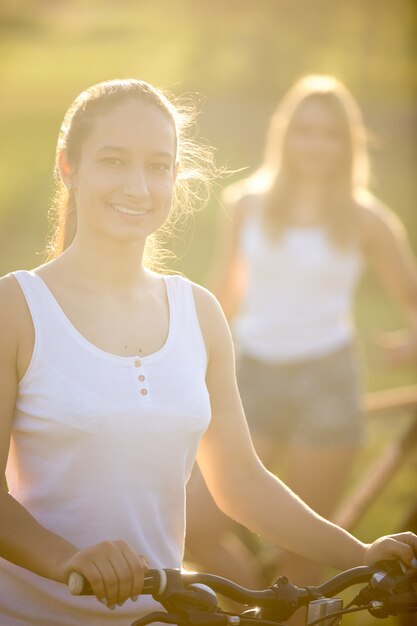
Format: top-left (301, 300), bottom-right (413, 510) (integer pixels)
top-left (68, 565), bottom-right (383, 600)
top-left (68, 561), bottom-right (417, 625)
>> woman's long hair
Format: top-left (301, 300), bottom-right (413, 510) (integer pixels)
top-left (224, 75), bottom-right (370, 247)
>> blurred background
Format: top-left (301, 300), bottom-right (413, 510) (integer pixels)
top-left (1, 0), bottom-right (416, 621)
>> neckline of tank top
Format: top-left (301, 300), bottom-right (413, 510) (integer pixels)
top-left (250, 223), bottom-right (363, 260)
top-left (284, 225), bottom-right (325, 235)
top-left (29, 270), bottom-right (175, 363)
top-left (253, 219), bottom-right (359, 242)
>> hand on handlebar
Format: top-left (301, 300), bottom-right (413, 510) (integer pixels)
top-left (64, 540), bottom-right (148, 609)
top-left (364, 532), bottom-right (417, 569)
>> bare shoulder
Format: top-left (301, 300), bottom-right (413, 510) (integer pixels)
top-left (231, 192), bottom-right (264, 222)
top-left (357, 194), bottom-right (405, 235)
top-left (190, 281), bottom-right (232, 356)
top-left (191, 281), bottom-right (229, 327)
top-left (0, 273), bottom-right (34, 377)
top-left (0, 275), bottom-right (31, 471)
top-left (0, 273), bottom-right (28, 327)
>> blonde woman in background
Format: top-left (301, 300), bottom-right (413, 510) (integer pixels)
top-left (186, 75), bottom-right (417, 590)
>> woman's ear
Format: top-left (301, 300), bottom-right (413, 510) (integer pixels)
top-left (173, 161), bottom-right (179, 184)
top-left (58, 150), bottom-right (75, 190)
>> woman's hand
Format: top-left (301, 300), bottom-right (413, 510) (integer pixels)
top-left (364, 532), bottom-right (417, 569)
top-left (63, 540), bottom-right (148, 609)
top-left (375, 328), bottom-right (417, 366)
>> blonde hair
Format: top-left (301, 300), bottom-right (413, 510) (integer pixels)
top-left (224, 75), bottom-right (370, 246)
top-left (47, 79), bottom-right (216, 270)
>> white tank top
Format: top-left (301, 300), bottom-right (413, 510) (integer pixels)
top-left (233, 211), bottom-right (363, 362)
top-left (1, 270), bottom-right (211, 626)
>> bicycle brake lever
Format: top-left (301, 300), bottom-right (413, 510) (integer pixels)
top-left (369, 593), bottom-right (417, 618)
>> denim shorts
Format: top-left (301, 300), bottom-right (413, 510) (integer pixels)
top-left (236, 343), bottom-right (363, 447)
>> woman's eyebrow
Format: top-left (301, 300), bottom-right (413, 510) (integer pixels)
top-left (151, 151), bottom-right (175, 160)
top-left (96, 146), bottom-right (174, 160)
top-left (96, 145), bottom-right (128, 153)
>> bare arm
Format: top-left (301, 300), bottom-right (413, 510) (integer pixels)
top-left (361, 202), bottom-right (417, 364)
top-left (193, 284), bottom-right (417, 569)
top-left (0, 276), bottom-right (78, 582)
top-left (0, 275), bottom-right (145, 607)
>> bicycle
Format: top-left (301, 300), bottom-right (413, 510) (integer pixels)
top-left (69, 560), bottom-right (417, 626)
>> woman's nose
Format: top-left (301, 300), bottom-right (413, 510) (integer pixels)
top-left (123, 167), bottom-right (150, 199)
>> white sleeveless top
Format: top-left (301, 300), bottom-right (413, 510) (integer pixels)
top-left (233, 211), bottom-right (363, 362)
top-left (1, 270), bottom-right (211, 626)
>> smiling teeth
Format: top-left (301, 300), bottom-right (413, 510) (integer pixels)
top-left (112, 204), bottom-right (148, 216)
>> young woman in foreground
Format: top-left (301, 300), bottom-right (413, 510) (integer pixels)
top-left (0, 79), bottom-right (416, 626)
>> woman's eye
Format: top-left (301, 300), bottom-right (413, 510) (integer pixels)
top-left (150, 163), bottom-right (170, 173)
top-left (101, 157), bottom-right (123, 166)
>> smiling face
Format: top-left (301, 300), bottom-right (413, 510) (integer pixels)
top-left (284, 96), bottom-right (349, 181)
top-left (61, 97), bottom-right (177, 246)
